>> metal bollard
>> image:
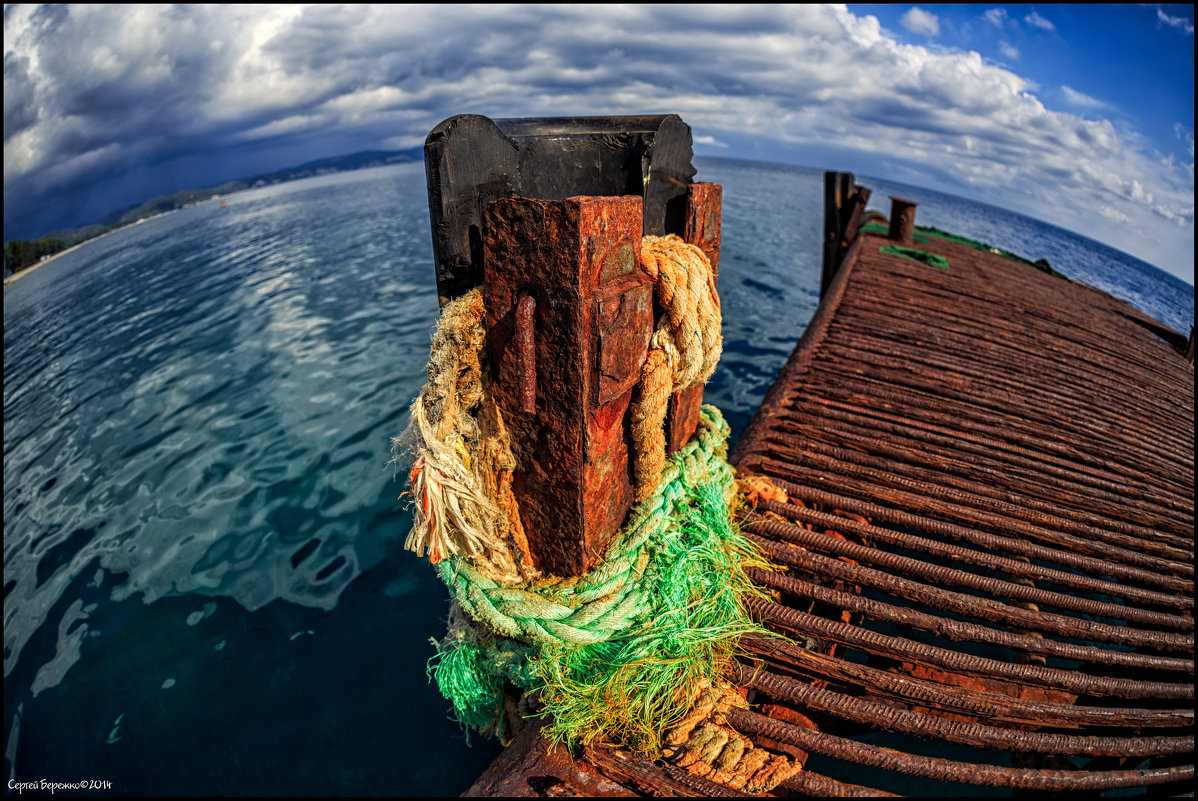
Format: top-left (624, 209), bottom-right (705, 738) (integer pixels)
top-left (888, 196), bottom-right (918, 244)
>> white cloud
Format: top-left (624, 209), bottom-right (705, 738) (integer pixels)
top-left (1176, 123), bottom-right (1195, 154)
top-left (1061, 86), bottom-right (1106, 110)
top-left (1025, 11), bottom-right (1056, 32)
top-left (998, 41), bottom-right (1020, 60)
top-left (1157, 8), bottom-right (1195, 34)
top-left (982, 8), bottom-right (1008, 27)
top-left (694, 134), bottom-right (729, 149)
top-left (1098, 205), bottom-right (1130, 224)
top-left (234, 113), bottom-right (328, 142)
top-left (902, 7), bottom-right (940, 37)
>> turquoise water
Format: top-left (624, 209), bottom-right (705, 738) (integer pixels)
top-left (3, 158), bottom-right (1191, 796)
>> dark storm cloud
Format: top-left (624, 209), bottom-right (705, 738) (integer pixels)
top-left (3, 51), bottom-right (37, 138)
top-left (4, 5), bottom-right (264, 234)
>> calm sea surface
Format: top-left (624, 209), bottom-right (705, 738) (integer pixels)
top-left (3, 158), bottom-right (1192, 796)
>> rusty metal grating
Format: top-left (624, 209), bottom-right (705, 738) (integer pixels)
top-left (728, 227), bottom-right (1194, 796)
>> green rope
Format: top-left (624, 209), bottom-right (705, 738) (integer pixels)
top-left (426, 636), bottom-right (505, 733)
top-left (861, 221), bottom-right (1061, 275)
top-left (426, 405), bottom-right (778, 758)
top-left (879, 244), bottom-right (951, 271)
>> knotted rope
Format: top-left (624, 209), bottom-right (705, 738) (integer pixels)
top-left (663, 677), bottom-right (800, 792)
top-left (436, 406), bottom-right (734, 649)
top-left (631, 235), bottom-right (723, 500)
top-left (426, 407), bottom-right (785, 759)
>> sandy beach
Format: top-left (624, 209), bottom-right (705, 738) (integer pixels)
top-left (3, 205), bottom-right (195, 290)
top-left (3, 237), bottom-right (91, 288)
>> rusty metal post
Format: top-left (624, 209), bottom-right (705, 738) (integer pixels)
top-left (423, 114), bottom-right (720, 578)
top-left (821, 173), bottom-right (871, 298)
top-left (844, 184), bottom-right (871, 246)
top-left (666, 182), bottom-right (723, 453)
top-left (888, 197), bottom-right (918, 244)
top-left (483, 195), bottom-right (653, 577)
top-left (821, 172), bottom-right (852, 297)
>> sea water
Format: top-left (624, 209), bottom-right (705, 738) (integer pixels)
top-left (3, 158), bottom-right (1192, 796)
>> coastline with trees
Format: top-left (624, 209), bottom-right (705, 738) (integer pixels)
top-left (4, 148), bottom-right (420, 284)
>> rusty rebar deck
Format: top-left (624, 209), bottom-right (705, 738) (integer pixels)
top-left (724, 222), bottom-right (1194, 796)
top-left (465, 205), bottom-right (1194, 797)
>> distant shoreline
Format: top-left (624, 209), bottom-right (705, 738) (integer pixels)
top-left (4, 149), bottom-right (422, 291)
top-left (3, 232), bottom-right (106, 288)
top-left (2, 159), bottom-right (420, 291)
top-left (2, 202), bottom-right (211, 290)
top-left (4, 237), bottom-right (93, 288)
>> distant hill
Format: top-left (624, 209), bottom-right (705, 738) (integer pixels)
top-left (87, 148), bottom-right (423, 232)
top-left (7, 148), bottom-right (422, 276)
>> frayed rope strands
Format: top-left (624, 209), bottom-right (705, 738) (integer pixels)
top-left (395, 234), bottom-right (798, 788)
top-left (394, 288), bottom-right (535, 584)
top-left (429, 407), bottom-right (785, 761)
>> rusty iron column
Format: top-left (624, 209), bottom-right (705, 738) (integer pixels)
top-left (481, 185), bottom-right (723, 577)
top-left (821, 172), bottom-right (871, 298)
top-left (888, 196), bottom-right (918, 243)
top-left (667, 181), bottom-right (722, 452)
top-left (424, 114), bottom-right (723, 579)
top-left (483, 195), bottom-right (652, 577)
top-left (821, 172), bottom-right (853, 296)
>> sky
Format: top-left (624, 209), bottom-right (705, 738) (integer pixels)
top-left (3, 4), bottom-right (1195, 284)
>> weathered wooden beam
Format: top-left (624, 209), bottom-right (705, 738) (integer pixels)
top-left (483, 195), bottom-right (652, 577)
top-left (425, 114), bottom-right (695, 306)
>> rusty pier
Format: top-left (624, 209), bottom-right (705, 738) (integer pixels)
top-left (722, 175), bottom-right (1194, 796)
top-left (427, 120), bottom-right (1194, 796)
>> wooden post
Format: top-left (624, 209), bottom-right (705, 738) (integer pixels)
top-left (888, 197), bottom-right (918, 244)
top-left (483, 195), bottom-right (653, 577)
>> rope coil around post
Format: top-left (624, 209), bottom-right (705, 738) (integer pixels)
top-left (394, 233), bottom-right (798, 790)
top-left (632, 234), bottom-right (723, 501)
